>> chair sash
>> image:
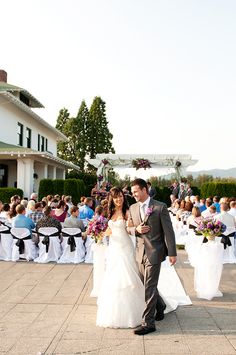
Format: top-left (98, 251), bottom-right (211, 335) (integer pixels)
top-left (37, 231), bottom-right (60, 253)
top-left (11, 228), bottom-right (31, 255)
top-left (62, 230), bottom-right (82, 252)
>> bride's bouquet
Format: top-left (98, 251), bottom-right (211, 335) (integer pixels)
top-left (87, 216), bottom-right (108, 244)
top-left (195, 217), bottom-right (226, 241)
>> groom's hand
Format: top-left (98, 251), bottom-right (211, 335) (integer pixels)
top-left (169, 256), bottom-right (177, 266)
top-left (136, 224), bottom-right (150, 235)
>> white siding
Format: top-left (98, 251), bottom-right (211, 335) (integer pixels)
top-left (0, 96), bottom-right (58, 155)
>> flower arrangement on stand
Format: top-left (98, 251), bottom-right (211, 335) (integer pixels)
top-left (87, 216), bottom-right (108, 244)
top-left (102, 159), bottom-right (109, 165)
top-left (98, 175), bottom-right (104, 182)
top-left (132, 158), bottom-right (151, 170)
top-left (195, 218), bottom-right (226, 241)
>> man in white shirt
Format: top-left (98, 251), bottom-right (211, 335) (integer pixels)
top-left (228, 201), bottom-right (236, 219)
top-left (214, 203), bottom-right (236, 234)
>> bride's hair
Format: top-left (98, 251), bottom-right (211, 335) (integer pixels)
top-left (108, 187), bottom-right (129, 220)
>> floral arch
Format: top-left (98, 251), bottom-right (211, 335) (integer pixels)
top-left (87, 154), bottom-right (198, 184)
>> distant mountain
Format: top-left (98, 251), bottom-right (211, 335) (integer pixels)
top-left (186, 167), bottom-right (236, 178)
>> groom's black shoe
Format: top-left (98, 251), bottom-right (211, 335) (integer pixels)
top-left (155, 304), bottom-right (166, 321)
top-left (134, 325), bottom-right (156, 335)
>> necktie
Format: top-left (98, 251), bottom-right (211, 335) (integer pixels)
top-left (140, 204), bottom-right (146, 222)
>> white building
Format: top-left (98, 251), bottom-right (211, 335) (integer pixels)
top-left (0, 70), bottom-right (79, 198)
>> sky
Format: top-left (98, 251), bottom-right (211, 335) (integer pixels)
top-left (1, 0), bottom-right (236, 178)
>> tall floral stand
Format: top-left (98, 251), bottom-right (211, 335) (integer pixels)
top-left (90, 242), bottom-right (108, 297)
top-left (194, 237), bottom-right (224, 300)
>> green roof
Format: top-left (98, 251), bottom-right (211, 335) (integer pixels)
top-left (0, 82), bottom-right (44, 108)
top-left (0, 141), bottom-right (36, 152)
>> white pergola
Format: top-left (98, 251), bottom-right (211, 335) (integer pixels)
top-left (87, 154), bottom-right (198, 183)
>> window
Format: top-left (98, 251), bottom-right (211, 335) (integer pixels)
top-left (38, 134), bottom-right (40, 151)
top-left (26, 127), bottom-right (31, 148)
top-left (17, 122), bottom-right (23, 146)
top-left (41, 136), bottom-right (45, 151)
top-left (38, 134), bottom-right (48, 151)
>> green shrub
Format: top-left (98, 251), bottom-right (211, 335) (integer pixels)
top-left (53, 179), bottom-right (65, 197)
top-left (64, 179), bottom-right (81, 205)
top-left (201, 182), bottom-right (236, 198)
top-left (0, 188), bottom-right (23, 203)
top-left (38, 179), bottom-right (54, 201)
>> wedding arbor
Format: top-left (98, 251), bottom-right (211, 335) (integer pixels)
top-left (87, 154), bottom-right (198, 183)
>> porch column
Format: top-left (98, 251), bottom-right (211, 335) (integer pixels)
top-left (43, 164), bottom-right (48, 178)
top-left (17, 158), bottom-right (34, 198)
top-left (52, 166), bottom-right (56, 179)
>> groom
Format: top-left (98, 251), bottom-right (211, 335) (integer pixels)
top-left (128, 178), bottom-right (177, 335)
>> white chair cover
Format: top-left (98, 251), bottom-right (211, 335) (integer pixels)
top-left (34, 227), bottom-right (61, 263)
top-left (194, 238), bottom-right (224, 300)
top-left (84, 235), bottom-right (95, 263)
top-left (58, 228), bottom-right (85, 263)
top-left (0, 224), bottom-right (13, 261)
top-left (11, 227), bottom-right (37, 261)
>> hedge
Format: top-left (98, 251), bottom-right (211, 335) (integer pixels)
top-left (0, 188), bottom-right (23, 203)
top-left (53, 179), bottom-right (65, 197)
top-left (38, 179), bottom-right (54, 201)
top-left (64, 179), bottom-right (86, 205)
top-left (38, 178), bottom-right (86, 204)
top-left (201, 182), bottom-right (236, 198)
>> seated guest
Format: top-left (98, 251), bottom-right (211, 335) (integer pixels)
top-left (51, 200), bottom-right (68, 222)
top-left (176, 200), bottom-right (186, 221)
top-left (79, 197), bottom-right (94, 220)
top-left (10, 194), bottom-right (21, 207)
top-left (228, 201), bottom-right (236, 219)
top-left (181, 201), bottom-right (193, 223)
top-left (201, 199), bottom-right (213, 218)
top-left (187, 206), bottom-right (203, 228)
top-left (212, 195), bottom-right (221, 213)
top-left (63, 206), bottom-right (85, 231)
top-left (29, 193), bottom-right (38, 203)
top-left (199, 198), bottom-right (206, 212)
top-left (214, 202), bottom-right (236, 233)
top-left (36, 206), bottom-right (61, 233)
top-left (29, 202), bottom-right (44, 224)
top-left (12, 204), bottom-right (35, 235)
top-left (64, 195), bottom-right (74, 212)
top-left (26, 200), bottom-right (35, 217)
top-left (8, 202), bottom-right (19, 222)
top-left (0, 203), bottom-right (10, 219)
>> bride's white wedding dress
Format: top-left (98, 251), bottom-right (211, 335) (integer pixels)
top-left (96, 219), bottom-right (145, 328)
top-left (95, 219), bottom-right (192, 328)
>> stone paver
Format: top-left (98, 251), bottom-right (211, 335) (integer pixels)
top-left (0, 250), bottom-right (235, 355)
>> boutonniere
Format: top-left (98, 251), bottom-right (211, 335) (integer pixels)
top-left (143, 206), bottom-right (154, 225)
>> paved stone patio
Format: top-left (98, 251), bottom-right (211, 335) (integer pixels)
top-left (0, 250), bottom-right (235, 354)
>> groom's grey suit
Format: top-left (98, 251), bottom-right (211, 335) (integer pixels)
top-left (128, 198), bottom-right (176, 327)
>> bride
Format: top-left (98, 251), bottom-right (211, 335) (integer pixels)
top-left (96, 186), bottom-right (191, 330)
top-left (96, 187), bottom-right (145, 328)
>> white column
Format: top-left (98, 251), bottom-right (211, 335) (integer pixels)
top-left (52, 166), bottom-right (56, 179)
top-left (17, 158), bottom-right (34, 198)
top-left (43, 164), bottom-right (48, 179)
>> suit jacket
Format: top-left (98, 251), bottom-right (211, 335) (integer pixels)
top-left (128, 198), bottom-right (177, 265)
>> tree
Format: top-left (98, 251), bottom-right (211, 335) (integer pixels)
top-left (87, 97), bottom-right (115, 159)
top-left (72, 100), bottom-right (89, 171)
top-left (56, 108), bottom-right (71, 161)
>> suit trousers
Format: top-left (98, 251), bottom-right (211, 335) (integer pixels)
top-left (138, 254), bottom-right (166, 327)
